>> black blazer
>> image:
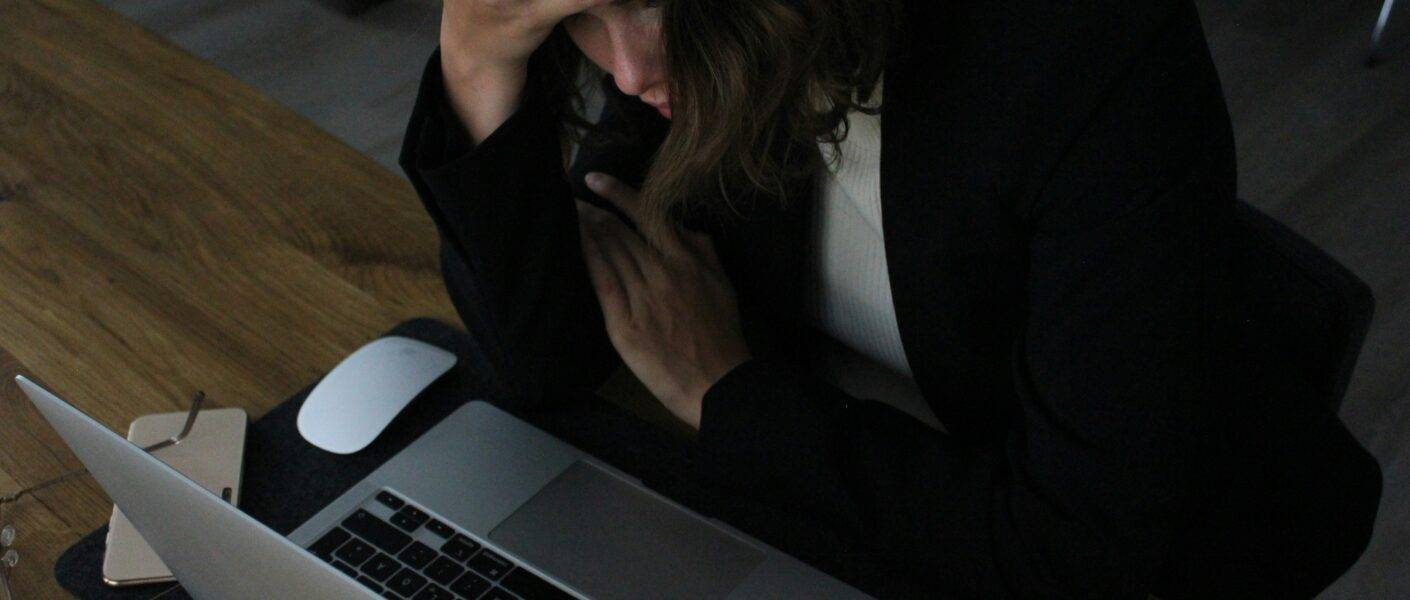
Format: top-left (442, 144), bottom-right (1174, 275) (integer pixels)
top-left (400, 1), bottom-right (1378, 596)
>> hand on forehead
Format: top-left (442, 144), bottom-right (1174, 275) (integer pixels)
top-left (540, 0), bottom-right (616, 19)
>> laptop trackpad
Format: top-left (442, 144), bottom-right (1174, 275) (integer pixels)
top-left (489, 461), bottom-right (763, 599)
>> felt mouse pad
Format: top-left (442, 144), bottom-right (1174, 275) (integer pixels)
top-left (51, 317), bottom-right (699, 599)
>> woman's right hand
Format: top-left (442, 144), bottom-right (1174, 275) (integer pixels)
top-left (441, 0), bottom-right (606, 73)
top-left (439, 0), bottom-right (609, 142)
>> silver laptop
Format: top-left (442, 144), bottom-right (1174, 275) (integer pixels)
top-left (17, 375), bottom-right (867, 599)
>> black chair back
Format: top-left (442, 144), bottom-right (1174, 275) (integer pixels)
top-left (1156, 202), bottom-right (1381, 598)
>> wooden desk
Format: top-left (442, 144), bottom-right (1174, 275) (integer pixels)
top-left (0, 0), bottom-right (461, 596)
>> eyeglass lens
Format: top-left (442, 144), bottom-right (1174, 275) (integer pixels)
top-left (1, 522), bottom-right (14, 569)
top-left (2, 513), bottom-right (15, 600)
top-left (1, 525), bottom-right (13, 600)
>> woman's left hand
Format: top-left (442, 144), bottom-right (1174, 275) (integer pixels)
top-left (576, 172), bottom-right (751, 430)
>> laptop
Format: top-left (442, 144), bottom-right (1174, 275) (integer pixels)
top-left (17, 375), bottom-right (867, 599)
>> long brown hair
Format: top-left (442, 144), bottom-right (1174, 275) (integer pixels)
top-left (533, 0), bottom-right (905, 241)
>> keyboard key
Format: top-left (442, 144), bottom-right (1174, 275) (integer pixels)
top-left (450, 571), bottom-right (492, 599)
top-left (467, 550), bottom-right (512, 581)
top-left (376, 491), bottom-right (407, 511)
top-left (501, 567), bottom-right (575, 600)
top-left (413, 584), bottom-right (456, 600)
top-left (381, 591), bottom-right (401, 599)
top-left (425, 519), bottom-right (454, 539)
top-left (441, 535), bottom-right (481, 562)
top-left (391, 505), bottom-right (430, 532)
top-left (361, 553), bottom-right (401, 582)
top-left (482, 588), bottom-right (518, 600)
top-left (399, 541), bottom-right (438, 570)
top-left (358, 576), bottom-right (386, 594)
top-left (387, 567), bottom-right (429, 597)
top-left (335, 538), bottom-right (376, 567)
top-left (424, 555), bottom-right (465, 586)
top-left (308, 527), bottom-right (351, 561)
top-left (345, 509), bottom-right (414, 555)
top-left (331, 560), bottom-right (358, 578)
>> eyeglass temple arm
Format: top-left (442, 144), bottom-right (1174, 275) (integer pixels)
top-left (140, 391), bottom-right (204, 453)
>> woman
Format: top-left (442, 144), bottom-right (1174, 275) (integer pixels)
top-left (401, 0), bottom-right (1377, 597)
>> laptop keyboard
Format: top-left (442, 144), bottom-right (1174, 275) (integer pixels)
top-left (306, 490), bottom-right (576, 600)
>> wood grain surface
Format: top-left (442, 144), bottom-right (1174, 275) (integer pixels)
top-left (0, 0), bottom-right (461, 596)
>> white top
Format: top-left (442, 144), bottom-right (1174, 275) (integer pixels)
top-left (802, 76), bottom-right (942, 430)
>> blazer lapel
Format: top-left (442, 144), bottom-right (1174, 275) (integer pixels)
top-left (878, 4), bottom-right (1027, 440)
top-left (706, 178), bottom-right (816, 369)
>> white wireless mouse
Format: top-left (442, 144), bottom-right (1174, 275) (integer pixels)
top-left (296, 336), bottom-right (457, 454)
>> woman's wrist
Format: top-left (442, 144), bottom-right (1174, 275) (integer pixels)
top-left (685, 354), bottom-right (753, 430)
top-left (439, 54), bottom-right (529, 145)
top-left (438, 40), bottom-right (526, 85)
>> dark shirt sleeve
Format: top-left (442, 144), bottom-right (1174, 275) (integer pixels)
top-left (398, 48), bottom-right (620, 405)
top-left (696, 7), bottom-right (1237, 598)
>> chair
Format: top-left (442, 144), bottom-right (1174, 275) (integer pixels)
top-left (1369, 0), bottom-right (1399, 65)
top-left (1155, 202), bottom-right (1381, 598)
top-left (1232, 203), bottom-right (1375, 406)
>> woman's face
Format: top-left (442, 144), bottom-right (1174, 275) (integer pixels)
top-left (563, 1), bottom-right (671, 119)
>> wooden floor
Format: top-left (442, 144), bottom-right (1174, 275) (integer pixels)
top-left (97, 0), bottom-right (443, 169)
top-left (64, 0), bottom-right (1410, 596)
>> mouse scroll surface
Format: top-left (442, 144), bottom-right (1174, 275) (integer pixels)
top-left (297, 336), bottom-right (457, 454)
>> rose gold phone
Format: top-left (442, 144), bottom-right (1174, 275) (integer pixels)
top-left (102, 408), bottom-right (247, 587)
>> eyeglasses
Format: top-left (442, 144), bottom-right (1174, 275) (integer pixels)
top-left (0, 391), bottom-right (207, 600)
top-left (1, 521), bottom-right (16, 600)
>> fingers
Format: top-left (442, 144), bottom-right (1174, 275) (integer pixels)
top-left (578, 198), bottom-right (669, 315)
top-left (578, 224), bottom-right (627, 318)
top-left (593, 215), bottom-right (650, 288)
top-left (584, 172), bottom-right (641, 220)
top-left (580, 172), bottom-right (722, 286)
top-left (683, 229), bottom-right (721, 265)
top-left (539, 0), bottom-right (613, 20)
top-left (585, 171), bottom-right (697, 260)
